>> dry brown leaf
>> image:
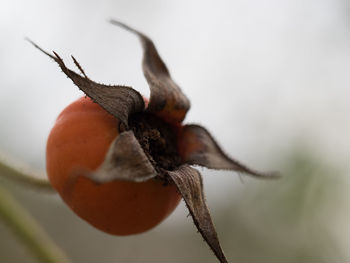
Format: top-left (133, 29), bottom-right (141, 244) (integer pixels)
top-left (167, 165), bottom-right (228, 263)
top-left (27, 39), bottom-right (144, 127)
top-left (86, 131), bottom-right (157, 183)
top-left (178, 124), bottom-right (280, 178)
top-left (110, 19), bottom-right (190, 123)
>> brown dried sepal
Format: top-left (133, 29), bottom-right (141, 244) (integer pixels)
top-left (27, 39), bottom-right (145, 127)
top-left (110, 20), bottom-right (191, 123)
top-left (85, 131), bottom-right (156, 183)
top-left (178, 124), bottom-right (280, 178)
top-left (167, 165), bottom-right (228, 263)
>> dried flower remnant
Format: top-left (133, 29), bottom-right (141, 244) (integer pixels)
top-left (30, 20), bottom-right (279, 263)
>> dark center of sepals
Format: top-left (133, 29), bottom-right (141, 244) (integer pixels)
top-left (128, 112), bottom-right (182, 176)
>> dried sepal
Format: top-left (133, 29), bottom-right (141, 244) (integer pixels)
top-left (167, 165), bottom-right (228, 263)
top-left (110, 19), bottom-right (191, 123)
top-left (81, 131), bottom-right (157, 184)
top-left (27, 39), bottom-right (145, 127)
top-left (178, 124), bottom-right (280, 178)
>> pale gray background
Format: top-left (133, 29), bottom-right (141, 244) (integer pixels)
top-left (1, 0), bottom-right (350, 262)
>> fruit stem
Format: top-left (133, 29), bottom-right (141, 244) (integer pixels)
top-left (0, 158), bottom-right (53, 192)
top-left (0, 184), bottom-right (71, 263)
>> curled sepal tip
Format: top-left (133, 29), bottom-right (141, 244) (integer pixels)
top-left (26, 39), bottom-right (145, 127)
top-left (178, 124), bottom-right (280, 178)
top-left (109, 19), bottom-right (191, 123)
top-left (167, 165), bottom-right (228, 263)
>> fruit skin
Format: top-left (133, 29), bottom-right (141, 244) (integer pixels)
top-left (46, 96), bottom-right (181, 235)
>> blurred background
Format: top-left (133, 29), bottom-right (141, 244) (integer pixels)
top-left (1, 0), bottom-right (350, 262)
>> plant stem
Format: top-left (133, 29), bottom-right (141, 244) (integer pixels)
top-left (0, 160), bottom-right (53, 192)
top-left (0, 184), bottom-right (70, 263)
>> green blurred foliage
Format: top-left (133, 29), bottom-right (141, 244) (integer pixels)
top-left (215, 150), bottom-right (348, 263)
top-left (1, 149), bottom-right (348, 262)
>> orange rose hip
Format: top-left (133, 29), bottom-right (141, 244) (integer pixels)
top-left (30, 19), bottom-right (278, 262)
top-left (46, 96), bottom-right (181, 235)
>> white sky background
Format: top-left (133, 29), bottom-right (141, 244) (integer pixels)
top-left (1, 0), bottom-right (350, 194)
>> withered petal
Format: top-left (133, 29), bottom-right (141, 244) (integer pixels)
top-left (109, 19), bottom-right (191, 123)
top-left (27, 39), bottom-right (145, 127)
top-left (82, 131), bottom-right (157, 183)
top-left (178, 124), bottom-right (280, 178)
top-left (167, 165), bottom-right (228, 263)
